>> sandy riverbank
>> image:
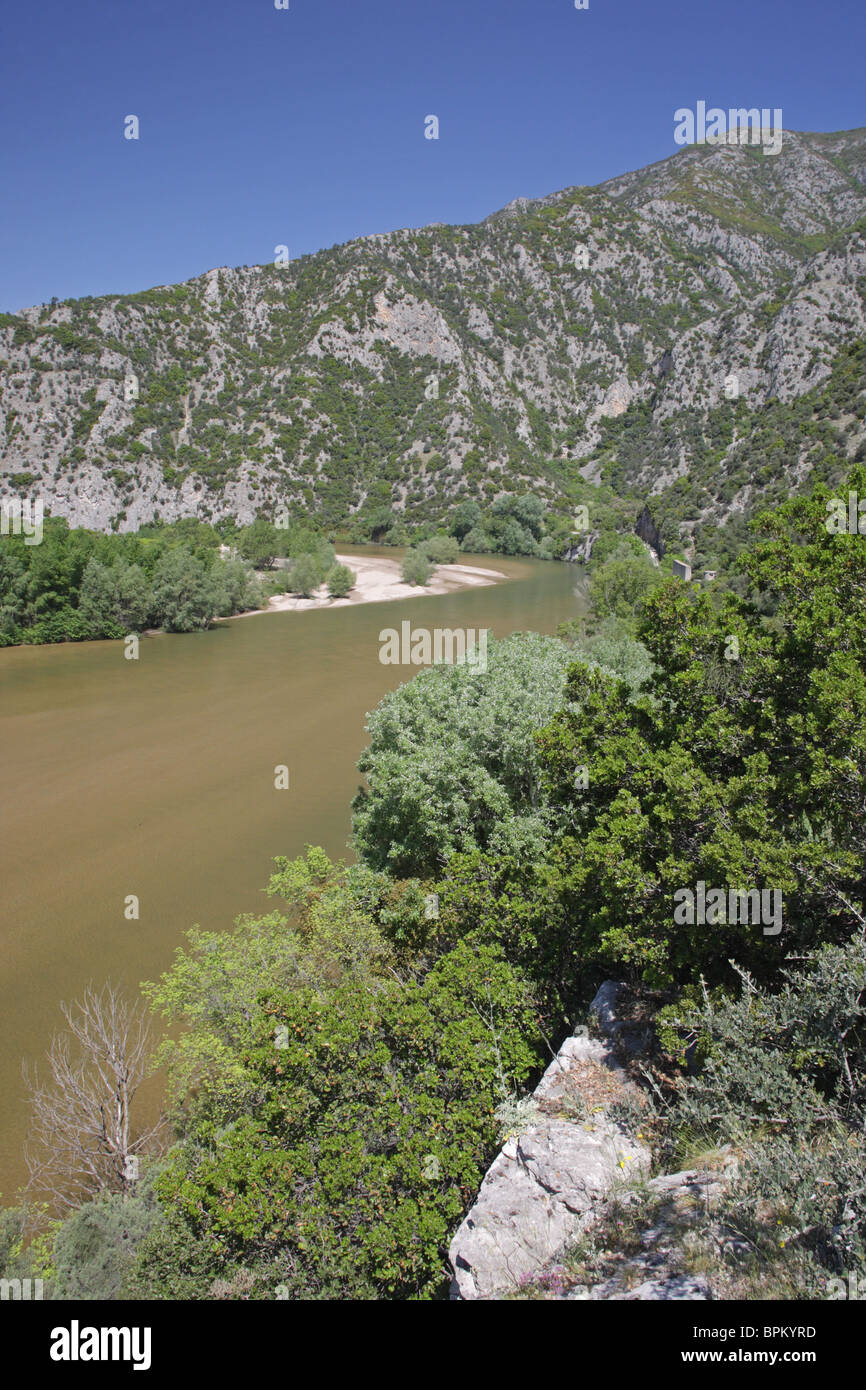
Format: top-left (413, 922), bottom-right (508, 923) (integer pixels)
top-left (238, 553), bottom-right (506, 616)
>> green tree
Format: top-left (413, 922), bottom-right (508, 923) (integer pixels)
top-left (132, 938), bottom-right (541, 1300)
top-left (288, 552), bottom-right (325, 596)
top-left (353, 632), bottom-right (577, 876)
top-left (460, 526), bottom-right (492, 554)
top-left (213, 558), bottom-right (262, 616)
top-left (492, 493), bottom-right (545, 541)
top-left (420, 534), bottom-right (460, 564)
top-left (142, 849), bottom-right (394, 1132)
top-left (128, 846), bottom-right (545, 1299)
top-left (495, 518), bottom-right (536, 555)
top-left (326, 563), bottom-right (355, 598)
top-left (77, 558), bottom-right (123, 639)
top-left (557, 615), bottom-right (654, 696)
top-left (151, 549), bottom-right (219, 632)
top-left (114, 562), bottom-right (152, 631)
top-left (587, 539), bottom-right (662, 631)
top-left (536, 466), bottom-right (866, 988)
top-left (450, 500), bottom-right (482, 542)
top-left (401, 548), bottom-right (432, 586)
top-left (238, 519), bottom-right (280, 570)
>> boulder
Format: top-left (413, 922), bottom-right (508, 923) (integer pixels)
top-left (449, 983), bottom-right (651, 1299)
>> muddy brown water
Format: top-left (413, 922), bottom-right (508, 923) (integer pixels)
top-left (0, 549), bottom-right (587, 1198)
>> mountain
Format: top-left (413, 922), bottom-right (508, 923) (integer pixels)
top-left (2, 127), bottom-right (865, 564)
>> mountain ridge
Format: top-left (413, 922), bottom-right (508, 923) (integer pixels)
top-left (2, 126), bottom-right (865, 568)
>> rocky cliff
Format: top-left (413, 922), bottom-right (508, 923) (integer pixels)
top-left (1, 128), bottom-right (865, 543)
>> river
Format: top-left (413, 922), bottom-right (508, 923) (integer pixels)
top-left (0, 549), bottom-right (588, 1198)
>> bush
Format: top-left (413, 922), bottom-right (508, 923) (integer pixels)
top-left (0, 1205), bottom-right (29, 1281)
top-left (287, 552), bottom-right (325, 597)
top-left (326, 563), bottom-right (356, 598)
top-left (667, 937), bottom-right (866, 1294)
top-left (24, 607), bottom-right (100, 643)
top-left (352, 632), bottom-right (576, 876)
top-left (151, 549), bottom-right (220, 631)
top-left (237, 519), bottom-right (280, 570)
top-left (420, 534), bottom-right (460, 564)
top-left (213, 558), bottom-right (263, 616)
top-left (460, 527), bottom-right (492, 554)
top-left (132, 939), bottom-right (543, 1300)
top-left (52, 1183), bottom-right (163, 1300)
top-left (401, 549), bottom-right (433, 586)
top-left (558, 616), bottom-right (654, 696)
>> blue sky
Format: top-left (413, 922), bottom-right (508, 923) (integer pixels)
top-left (0, 0), bottom-right (863, 311)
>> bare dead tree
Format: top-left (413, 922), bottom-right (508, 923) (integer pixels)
top-left (22, 981), bottom-right (166, 1213)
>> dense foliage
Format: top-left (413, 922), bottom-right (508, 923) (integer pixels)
top-left (0, 517), bottom-right (263, 644)
top-left (352, 632), bottom-right (581, 876)
top-left (126, 849), bottom-right (543, 1299)
top-left (533, 466), bottom-right (866, 988)
top-left (662, 936), bottom-right (866, 1297)
top-left (6, 463), bottom-right (865, 1301)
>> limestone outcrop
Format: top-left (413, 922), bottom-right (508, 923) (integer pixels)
top-left (449, 982), bottom-right (742, 1300)
top-left (449, 983), bottom-right (651, 1299)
